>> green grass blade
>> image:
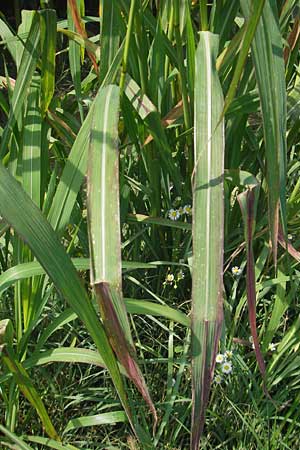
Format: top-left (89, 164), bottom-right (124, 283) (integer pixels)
top-left (0, 12), bottom-right (40, 159)
top-left (125, 299), bottom-right (190, 327)
top-left (241, 0), bottom-right (287, 265)
top-left (0, 345), bottom-right (60, 441)
top-left (47, 92), bottom-right (98, 234)
top-left (87, 86), bottom-right (122, 288)
top-left (64, 411), bottom-right (127, 433)
top-left (40, 9), bottom-right (56, 116)
top-left (191, 31), bottom-right (224, 449)
top-left (25, 436), bottom-right (79, 450)
top-left (0, 17), bottom-right (18, 64)
top-left (0, 424), bottom-right (34, 450)
top-left (0, 161), bottom-right (132, 428)
top-left (87, 84), bottom-right (157, 426)
top-left (99, 0), bottom-right (121, 84)
top-left (22, 73), bottom-right (41, 206)
top-left (223, 0), bottom-right (265, 114)
top-left (0, 259), bottom-right (157, 297)
top-left (67, 0), bottom-right (84, 121)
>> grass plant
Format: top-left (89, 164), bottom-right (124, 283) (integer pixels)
top-left (0, 1), bottom-right (300, 449)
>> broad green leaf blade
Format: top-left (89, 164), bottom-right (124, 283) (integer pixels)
top-left (87, 85), bottom-right (122, 288)
top-left (0, 12), bottom-right (40, 159)
top-left (87, 84), bottom-right (157, 424)
top-left (191, 32), bottom-right (224, 449)
top-left (40, 9), bottom-right (56, 116)
top-left (0, 346), bottom-right (60, 440)
top-left (241, 0), bottom-right (287, 265)
top-left (0, 161), bottom-right (132, 428)
top-left (64, 411), bottom-right (127, 433)
top-left (23, 73), bottom-right (41, 206)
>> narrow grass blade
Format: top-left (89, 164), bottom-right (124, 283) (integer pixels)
top-left (0, 12), bottom-right (40, 159)
top-left (125, 299), bottom-right (190, 327)
top-left (241, 0), bottom-right (287, 265)
top-left (23, 73), bottom-right (41, 206)
top-left (67, 0), bottom-right (84, 121)
top-left (67, 0), bottom-right (98, 74)
top-left (223, 0), bottom-right (265, 114)
top-left (0, 424), bottom-right (34, 450)
top-left (191, 32), bottom-right (224, 449)
top-left (0, 345), bottom-right (60, 441)
top-left (64, 411), bottom-right (127, 433)
top-left (99, 0), bottom-right (120, 84)
top-left (0, 17), bottom-right (18, 64)
top-left (124, 75), bottom-right (181, 192)
top-left (87, 84), bottom-right (157, 425)
top-left (39, 9), bottom-right (56, 116)
top-left (0, 259), bottom-right (156, 297)
top-left (0, 162), bottom-right (132, 429)
top-left (237, 186), bottom-right (267, 382)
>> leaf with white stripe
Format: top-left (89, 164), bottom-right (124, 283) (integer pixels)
top-left (87, 84), bottom-right (157, 427)
top-left (191, 32), bottom-right (224, 449)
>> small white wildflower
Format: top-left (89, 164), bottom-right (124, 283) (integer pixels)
top-left (225, 350), bottom-right (233, 359)
top-left (214, 374), bottom-right (222, 384)
top-left (168, 209), bottom-right (180, 221)
top-left (268, 343), bottom-right (276, 352)
top-left (249, 336), bottom-right (255, 349)
top-left (222, 361), bottom-right (233, 374)
top-left (183, 204), bottom-right (192, 215)
top-left (165, 273), bottom-right (174, 283)
top-left (178, 206), bottom-right (184, 216)
top-left (288, 234), bottom-right (293, 241)
top-left (216, 353), bottom-right (225, 364)
top-left (232, 266), bottom-right (242, 276)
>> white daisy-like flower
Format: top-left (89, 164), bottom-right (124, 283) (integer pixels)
top-left (268, 342), bottom-right (276, 352)
top-left (232, 266), bottom-right (242, 276)
top-left (216, 353), bottom-right (225, 364)
top-left (225, 350), bottom-right (233, 359)
top-left (183, 204), bottom-right (192, 215)
top-left (178, 206), bottom-right (184, 216)
top-left (165, 273), bottom-right (174, 283)
top-left (222, 361), bottom-right (233, 374)
top-left (168, 209), bottom-right (180, 221)
top-left (214, 374), bottom-right (222, 384)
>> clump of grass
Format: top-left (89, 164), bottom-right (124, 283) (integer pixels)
top-left (0, 1), bottom-right (300, 449)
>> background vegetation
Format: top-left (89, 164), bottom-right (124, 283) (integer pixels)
top-left (0, 1), bottom-right (300, 449)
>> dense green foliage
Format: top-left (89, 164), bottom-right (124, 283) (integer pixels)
top-left (1, 1), bottom-right (300, 449)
